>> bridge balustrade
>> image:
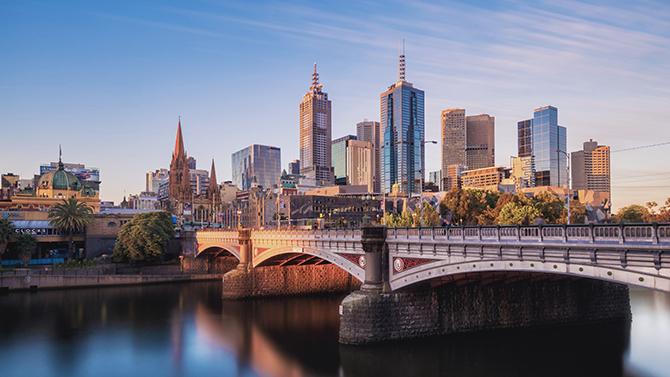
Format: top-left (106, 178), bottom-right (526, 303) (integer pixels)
top-left (448, 227), bottom-right (462, 238)
top-left (659, 225), bottom-right (670, 240)
top-left (542, 226), bottom-right (564, 240)
top-left (480, 227), bottom-right (498, 240)
top-left (566, 226), bottom-right (591, 241)
top-left (623, 225), bottom-right (654, 242)
top-left (592, 226), bottom-right (619, 241)
top-left (499, 227), bottom-right (518, 240)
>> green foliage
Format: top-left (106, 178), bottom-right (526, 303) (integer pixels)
top-left (440, 189), bottom-right (577, 225)
top-left (14, 233), bottom-right (36, 267)
top-left (48, 198), bottom-right (93, 258)
top-left (113, 212), bottom-right (175, 263)
top-left (441, 189), bottom-right (491, 225)
top-left (496, 201), bottom-right (543, 225)
top-left (614, 205), bottom-right (650, 223)
top-left (414, 202), bottom-right (441, 227)
top-left (383, 210), bottom-right (414, 228)
top-left (0, 218), bottom-right (14, 260)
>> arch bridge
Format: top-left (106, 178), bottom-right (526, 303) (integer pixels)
top-left (193, 224), bottom-right (669, 292)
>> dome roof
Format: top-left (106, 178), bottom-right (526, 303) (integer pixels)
top-left (39, 163), bottom-right (81, 191)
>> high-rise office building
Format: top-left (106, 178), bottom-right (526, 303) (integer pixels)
top-left (511, 156), bottom-right (535, 189)
top-left (146, 168), bottom-right (169, 193)
top-left (357, 120), bottom-right (381, 193)
top-left (380, 50), bottom-right (425, 195)
top-left (441, 109), bottom-right (466, 167)
top-left (428, 170), bottom-right (442, 186)
top-left (299, 64), bottom-right (333, 186)
top-left (332, 135), bottom-right (357, 185)
top-left (465, 114), bottom-right (495, 170)
top-left (571, 139), bottom-right (610, 200)
top-left (517, 106), bottom-right (567, 187)
top-left (232, 144), bottom-right (281, 190)
top-left (346, 139), bottom-right (374, 192)
top-left (288, 159), bottom-right (301, 176)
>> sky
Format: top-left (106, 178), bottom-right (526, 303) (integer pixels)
top-left (2, 0), bottom-right (670, 209)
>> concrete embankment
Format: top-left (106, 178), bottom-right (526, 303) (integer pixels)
top-left (0, 272), bottom-right (222, 291)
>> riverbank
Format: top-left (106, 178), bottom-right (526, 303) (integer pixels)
top-left (0, 271), bottom-right (222, 291)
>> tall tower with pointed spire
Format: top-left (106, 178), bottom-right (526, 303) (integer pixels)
top-left (380, 45), bottom-right (425, 195)
top-left (207, 159), bottom-right (219, 201)
top-left (168, 118), bottom-right (192, 215)
top-left (299, 63), bottom-right (333, 186)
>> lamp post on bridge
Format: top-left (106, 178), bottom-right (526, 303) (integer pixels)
top-left (417, 140), bottom-right (438, 227)
top-left (557, 149), bottom-right (572, 225)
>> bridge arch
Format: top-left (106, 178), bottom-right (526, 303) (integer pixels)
top-left (389, 257), bottom-right (670, 292)
top-left (253, 246), bottom-right (364, 282)
top-left (196, 244), bottom-right (241, 261)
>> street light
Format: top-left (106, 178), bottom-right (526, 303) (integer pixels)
top-left (417, 140), bottom-right (438, 227)
top-left (557, 149), bottom-right (571, 225)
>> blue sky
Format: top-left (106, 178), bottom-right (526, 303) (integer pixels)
top-left (2, 0), bottom-right (670, 208)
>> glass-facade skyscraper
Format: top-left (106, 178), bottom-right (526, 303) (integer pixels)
top-left (231, 144), bottom-right (281, 190)
top-left (331, 135), bottom-right (357, 185)
top-left (517, 106), bottom-right (567, 187)
top-left (380, 52), bottom-right (425, 195)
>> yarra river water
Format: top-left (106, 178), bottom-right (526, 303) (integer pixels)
top-left (0, 281), bottom-right (669, 377)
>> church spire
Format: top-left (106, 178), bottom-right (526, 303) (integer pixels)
top-left (398, 39), bottom-right (406, 82)
top-left (208, 158), bottom-right (218, 195)
top-left (173, 117), bottom-right (185, 160)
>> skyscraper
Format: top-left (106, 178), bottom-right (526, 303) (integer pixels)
top-left (346, 139), bottom-right (374, 192)
top-left (517, 106), bottom-right (567, 187)
top-left (332, 135), bottom-right (357, 185)
top-left (146, 168), bottom-right (168, 193)
top-left (465, 114), bottom-right (495, 170)
top-left (571, 139), bottom-right (611, 200)
top-left (288, 160), bottom-right (300, 176)
top-left (357, 120), bottom-right (381, 193)
top-left (232, 144), bottom-right (281, 190)
top-left (380, 49), bottom-right (425, 195)
top-left (299, 64), bottom-right (333, 186)
top-left (441, 109), bottom-right (466, 188)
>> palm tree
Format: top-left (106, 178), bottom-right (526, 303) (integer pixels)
top-left (0, 218), bottom-right (14, 262)
top-left (48, 198), bottom-right (93, 259)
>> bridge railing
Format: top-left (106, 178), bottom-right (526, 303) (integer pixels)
top-left (387, 223), bottom-right (670, 245)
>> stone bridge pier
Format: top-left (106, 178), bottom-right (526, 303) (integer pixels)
top-left (339, 227), bottom-right (632, 345)
top-left (221, 229), bottom-right (359, 299)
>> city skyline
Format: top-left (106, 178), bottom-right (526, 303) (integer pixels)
top-left (3, 1), bottom-right (670, 208)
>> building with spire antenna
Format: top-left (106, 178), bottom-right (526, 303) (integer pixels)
top-left (299, 63), bottom-right (333, 186)
top-left (380, 44), bottom-right (425, 195)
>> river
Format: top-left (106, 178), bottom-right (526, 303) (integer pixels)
top-left (0, 282), bottom-right (668, 377)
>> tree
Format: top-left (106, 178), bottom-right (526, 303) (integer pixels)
top-left (657, 198), bottom-right (670, 222)
top-left (414, 202), bottom-right (441, 227)
top-left (0, 218), bottom-right (14, 262)
top-left (15, 233), bottom-right (36, 267)
top-left (48, 198), bottom-right (93, 259)
top-left (568, 200), bottom-right (587, 224)
top-left (113, 212), bottom-right (175, 263)
top-left (496, 201), bottom-right (542, 225)
top-left (383, 210), bottom-right (414, 228)
top-left (614, 205), bottom-right (649, 223)
top-left (531, 192), bottom-right (565, 224)
top-left (441, 189), bottom-right (490, 225)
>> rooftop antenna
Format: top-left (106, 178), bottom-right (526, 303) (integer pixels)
top-left (399, 39), bottom-right (406, 81)
top-left (310, 62), bottom-right (322, 92)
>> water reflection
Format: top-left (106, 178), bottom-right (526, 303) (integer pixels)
top-left (0, 283), bottom-right (668, 377)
